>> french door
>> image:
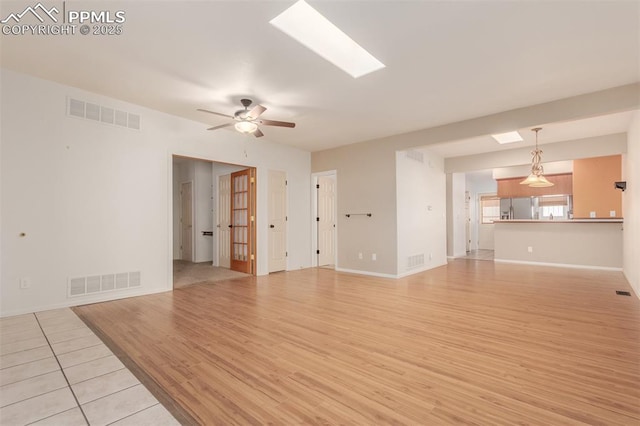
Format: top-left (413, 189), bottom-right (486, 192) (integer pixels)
top-left (230, 168), bottom-right (256, 274)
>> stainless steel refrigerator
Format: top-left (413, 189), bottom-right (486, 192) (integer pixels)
top-left (500, 197), bottom-right (533, 220)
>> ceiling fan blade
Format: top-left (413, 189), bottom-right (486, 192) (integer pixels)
top-left (207, 123), bottom-right (233, 131)
top-left (257, 119), bottom-right (295, 128)
top-left (197, 108), bottom-right (233, 119)
top-left (247, 104), bottom-right (266, 120)
top-left (253, 128), bottom-right (264, 138)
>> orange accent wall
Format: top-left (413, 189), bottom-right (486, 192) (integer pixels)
top-left (572, 155), bottom-right (622, 219)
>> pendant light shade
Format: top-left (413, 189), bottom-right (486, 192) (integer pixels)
top-left (520, 127), bottom-right (554, 187)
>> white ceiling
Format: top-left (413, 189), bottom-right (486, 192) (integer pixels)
top-left (1, 0), bottom-right (638, 152)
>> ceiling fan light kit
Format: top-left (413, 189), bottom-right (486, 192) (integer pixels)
top-left (235, 121), bottom-right (258, 134)
top-left (198, 98), bottom-right (295, 138)
top-left (520, 127), bottom-right (554, 187)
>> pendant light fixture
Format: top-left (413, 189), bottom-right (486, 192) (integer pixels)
top-left (520, 127), bottom-right (554, 187)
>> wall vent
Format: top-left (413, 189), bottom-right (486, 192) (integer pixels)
top-left (405, 150), bottom-right (424, 163)
top-left (407, 254), bottom-right (425, 269)
top-left (67, 97), bottom-right (141, 131)
top-left (68, 271), bottom-right (141, 298)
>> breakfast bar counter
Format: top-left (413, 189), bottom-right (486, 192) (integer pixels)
top-left (493, 219), bottom-right (623, 270)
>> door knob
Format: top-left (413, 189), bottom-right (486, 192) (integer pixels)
top-left (270, 224), bottom-right (275, 228)
top-left (228, 224), bottom-right (233, 228)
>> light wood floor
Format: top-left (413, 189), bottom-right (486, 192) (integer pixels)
top-left (73, 260), bottom-right (640, 425)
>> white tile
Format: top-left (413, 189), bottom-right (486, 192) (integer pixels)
top-left (35, 308), bottom-right (76, 321)
top-left (30, 407), bottom-right (87, 425)
top-left (0, 387), bottom-right (77, 425)
top-left (0, 370), bottom-right (67, 407)
top-left (0, 345), bottom-right (53, 369)
top-left (0, 356), bottom-right (59, 386)
top-left (57, 344), bottom-right (112, 368)
top-left (63, 354), bottom-right (124, 385)
top-left (0, 326), bottom-right (44, 344)
top-left (0, 321), bottom-right (41, 336)
top-left (45, 326), bottom-right (93, 344)
top-left (0, 313), bottom-right (35, 325)
top-left (110, 403), bottom-right (180, 426)
top-left (72, 368), bottom-right (139, 404)
top-left (82, 384), bottom-right (158, 426)
top-left (50, 334), bottom-right (102, 356)
top-left (40, 318), bottom-right (87, 335)
top-left (0, 335), bottom-right (48, 356)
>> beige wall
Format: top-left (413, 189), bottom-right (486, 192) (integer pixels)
top-left (494, 222), bottom-right (623, 269)
top-left (312, 138), bottom-right (398, 275)
top-left (623, 112), bottom-right (640, 297)
top-left (312, 84), bottom-right (639, 276)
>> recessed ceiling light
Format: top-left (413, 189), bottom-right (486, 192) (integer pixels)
top-left (491, 131), bottom-right (523, 144)
top-left (270, 0), bottom-right (385, 78)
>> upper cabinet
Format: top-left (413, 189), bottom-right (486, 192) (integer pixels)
top-left (497, 173), bottom-right (573, 198)
top-left (572, 155), bottom-right (622, 219)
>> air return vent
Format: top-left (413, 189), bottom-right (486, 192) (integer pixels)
top-left (407, 254), bottom-right (425, 269)
top-left (67, 97), bottom-right (141, 131)
top-left (405, 150), bottom-right (424, 163)
top-left (68, 271), bottom-right (141, 298)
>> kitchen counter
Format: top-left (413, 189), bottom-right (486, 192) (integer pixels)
top-left (494, 220), bottom-right (623, 270)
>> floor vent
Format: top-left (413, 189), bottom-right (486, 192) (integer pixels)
top-left (407, 254), bottom-right (425, 269)
top-left (405, 150), bottom-right (424, 163)
top-left (616, 290), bottom-right (631, 296)
top-left (67, 97), bottom-right (141, 131)
top-left (68, 272), bottom-right (141, 298)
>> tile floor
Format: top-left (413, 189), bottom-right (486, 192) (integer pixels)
top-left (1, 308), bottom-right (179, 425)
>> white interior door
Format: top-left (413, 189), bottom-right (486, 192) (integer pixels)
top-left (318, 175), bottom-right (336, 266)
top-left (268, 170), bottom-right (287, 273)
top-left (181, 181), bottom-right (193, 262)
top-left (217, 174), bottom-right (231, 268)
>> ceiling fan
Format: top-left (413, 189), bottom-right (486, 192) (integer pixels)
top-left (197, 99), bottom-right (295, 138)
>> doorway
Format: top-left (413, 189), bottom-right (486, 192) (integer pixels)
top-left (172, 157), bottom-right (256, 288)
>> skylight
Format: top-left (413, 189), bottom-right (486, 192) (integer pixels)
top-left (270, 0), bottom-right (385, 78)
top-left (491, 131), bottom-right (523, 144)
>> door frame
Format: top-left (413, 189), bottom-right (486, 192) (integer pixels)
top-left (311, 170), bottom-right (337, 268)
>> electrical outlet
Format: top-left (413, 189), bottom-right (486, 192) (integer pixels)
top-left (527, 246), bottom-right (533, 253)
top-left (610, 210), bottom-right (616, 217)
top-left (358, 252), bottom-right (363, 260)
top-left (590, 211), bottom-right (596, 218)
top-left (371, 253), bottom-right (377, 261)
top-left (19, 277), bottom-right (31, 289)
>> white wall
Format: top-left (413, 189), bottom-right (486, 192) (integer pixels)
top-left (623, 111), bottom-right (640, 297)
top-left (446, 173), bottom-right (466, 257)
top-left (396, 149), bottom-right (447, 277)
top-left (193, 161), bottom-right (213, 263)
top-left (0, 69), bottom-right (311, 317)
top-left (172, 163), bottom-right (182, 259)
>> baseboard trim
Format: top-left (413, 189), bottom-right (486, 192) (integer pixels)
top-left (335, 267), bottom-right (397, 279)
top-left (494, 258), bottom-right (623, 272)
top-left (0, 287), bottom-right (171, 318)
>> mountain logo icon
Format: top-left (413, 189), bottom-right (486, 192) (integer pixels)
top-left (1, 2), bottom-right (59, 24)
